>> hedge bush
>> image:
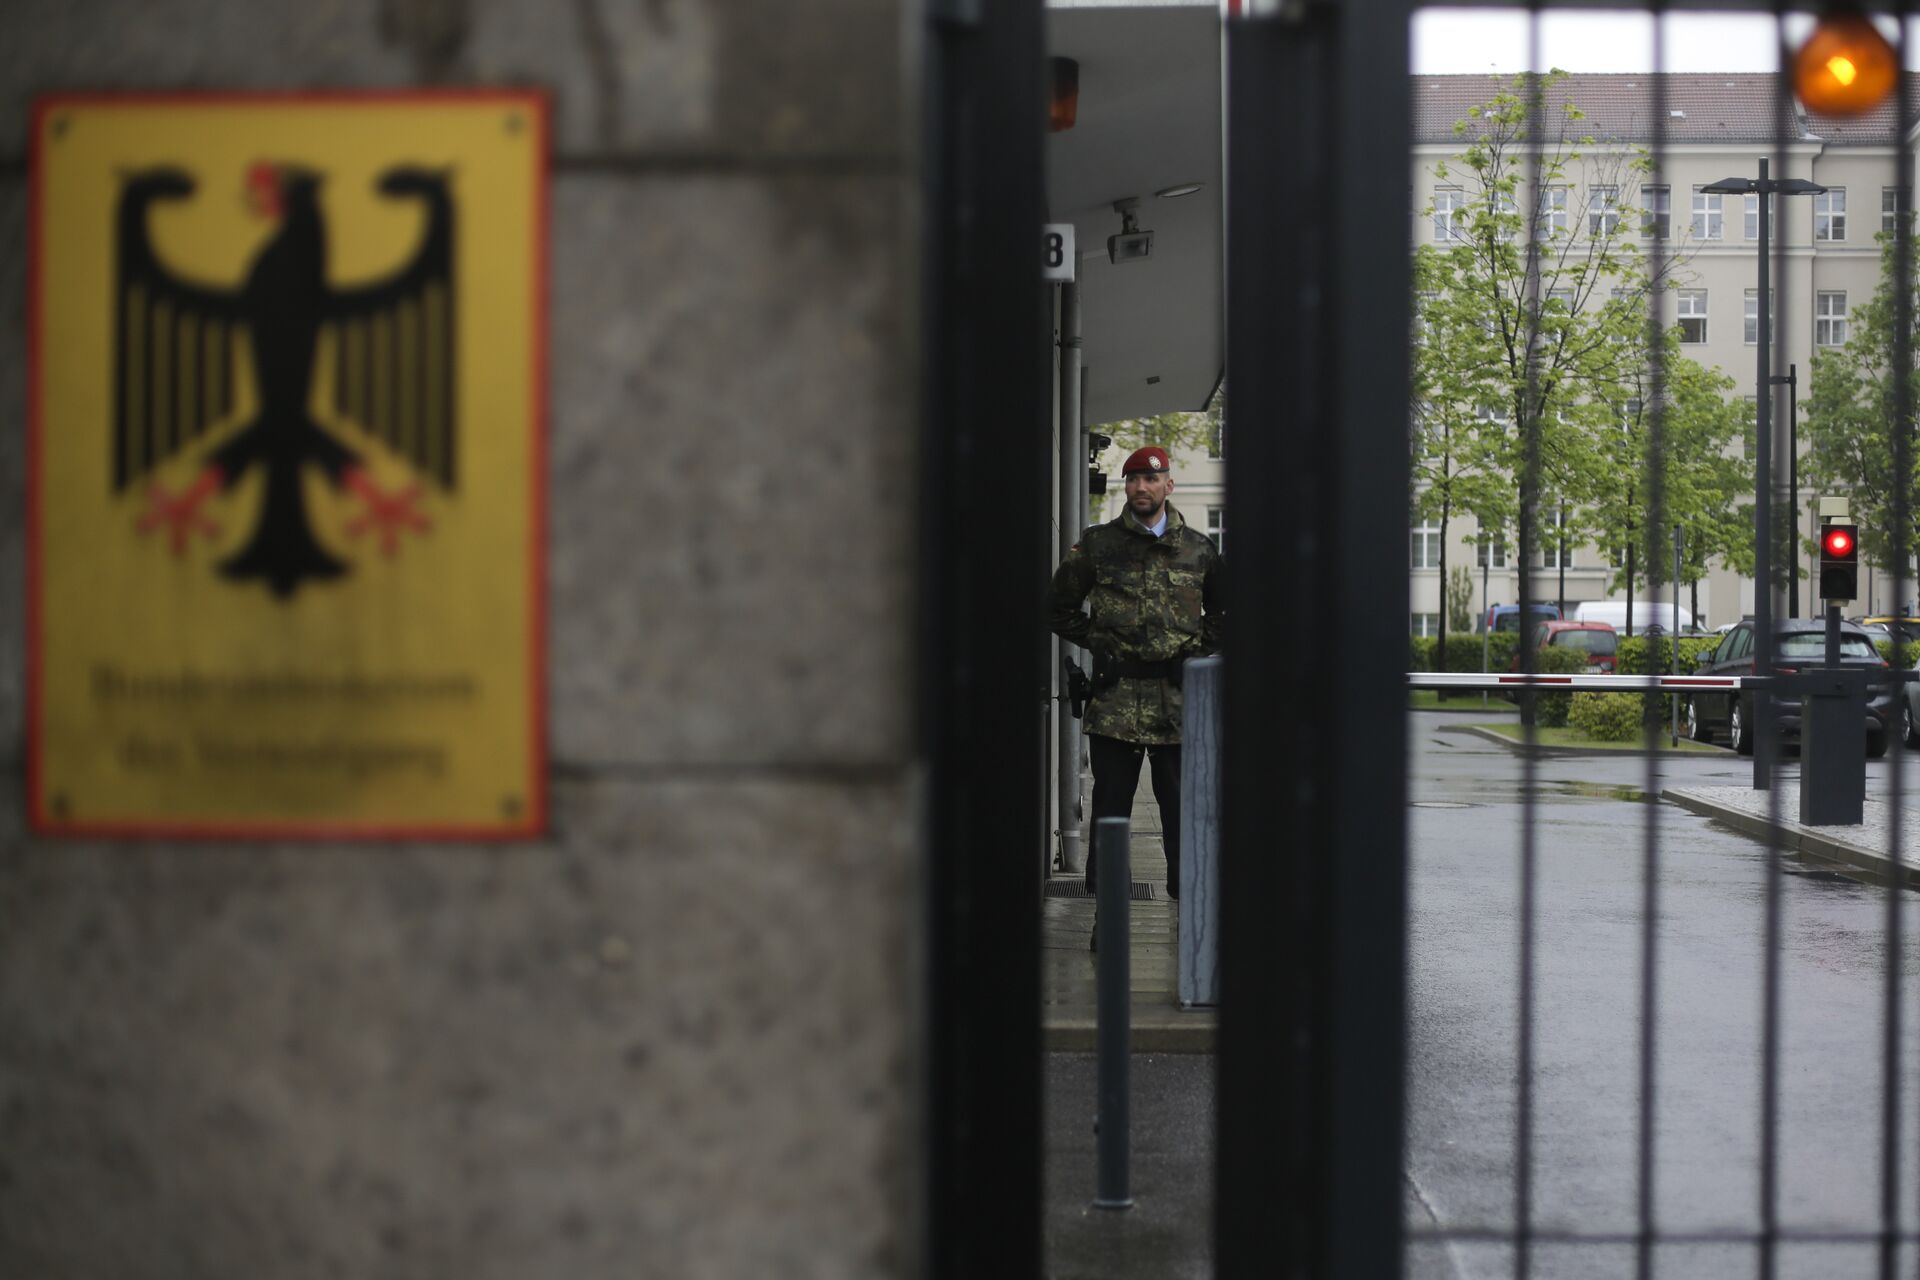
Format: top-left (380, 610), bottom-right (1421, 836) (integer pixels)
top-left (1616, 634), bottom-right (1719, 676)
top-left (1409, 633), bottom-right (1520, 674)
top-left (1568, 692), bottom-right (1645, 741)
top-left (1873, 639), bottom-right (1920, 667)
top-left (1528, 644), bottom-right (1587, 727)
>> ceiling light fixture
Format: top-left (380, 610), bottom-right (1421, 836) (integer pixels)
top-left (1155, 182), bottom-right (1204, 199)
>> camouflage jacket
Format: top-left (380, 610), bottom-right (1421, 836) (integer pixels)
top-left (1047, 502), bottom-right (1223, 745)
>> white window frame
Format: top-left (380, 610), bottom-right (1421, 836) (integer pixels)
top-left (1411, 612), bottom-right (1440, 638)
top-left (1433, 187), bottom-right (1466, 242)
top-left (1411, 519), bottom-right (1442, 570)
top-left (1206, 505), bottom-right (1225, 551)
top-left (1815, 188), bottom-right (1846, 241)
top-left (1476, 536), bottom-right (1509, 570)
top-left (1536, 185), bottom-right (1569, 239)
top-left (1744, 192), bottom-right (1776, 240)
top-left (1885, 186), bottom-right (1904, 234)
top-left (1691, 187), bottom-right (1723, 240)
top-left (1589, 185), bottom-right (1620, 237)
top-left (1816, 291), bottom-right (1849, 346)
top-left (1542, 509), bottom-right (1575, 570)
top-left (1676, 289), bottom-right (1708, 343)
top-left (1640, 185), bottom-right (1670, 239)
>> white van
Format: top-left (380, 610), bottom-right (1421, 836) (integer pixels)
top-left (1572, 600), bottom-right (1695, 633)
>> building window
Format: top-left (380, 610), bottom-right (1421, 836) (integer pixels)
top-left (1545, 287), bottom-right (1573, 313)
top-left (1817, 291), bottom-right (1849, 346)
top-left (1476, 537), bottom-right (1509, 569)
top-left (1411, 612), bottom-right (1440, 638)
top-left (1640, 185), bottom-right (1670, 238)
top-left (1744, 192), bottom-right (1776, 240)
top-left (1433, 188), bottom-right (1465, 242)
top-left (1536, 185), bottom-right (1568, 239)
top-left (1691, 187), bottom-right (1723, 240)
top-left (1207, 421), bottom-right (1225, 459)
top-left (1815, 188), bottom-right (1846, 241)
top-left (1411, 520), bottom-right (1441, 570)
top-left (1206, 506), bottom-right (1225, 551)
top-left (1588, 185), bottom-right (1619, 237)
top-left (1744, 289), bottom-right (1773, 344)
top-left (1884, 186), bottom-right (1908, 234)
top-left (1677, 289), bottom-right (1708, 343)
top-left (1542, 509), bottom-right (1575, 569)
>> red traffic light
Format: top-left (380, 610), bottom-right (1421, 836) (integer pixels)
top-left (1823, 527), bottom-right (1855, 558)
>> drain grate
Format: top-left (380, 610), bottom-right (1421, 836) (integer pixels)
top-left (1043, 880), bottom-right (1157, 900)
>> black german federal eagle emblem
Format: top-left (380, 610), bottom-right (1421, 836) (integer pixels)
top-left (114, 160), bottom-right (456, 598)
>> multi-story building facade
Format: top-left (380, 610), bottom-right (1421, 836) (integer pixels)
top-left (1409, 72), bottom-right (1916, 635)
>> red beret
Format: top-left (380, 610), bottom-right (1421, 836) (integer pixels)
top-left (1121, 446), bottom-right (1170, 476)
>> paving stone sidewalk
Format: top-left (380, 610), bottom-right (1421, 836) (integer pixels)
top-left (1043, 768), bottom-right (1216, 1053)
top-left (1665, 782), bottom-right (1920, 888)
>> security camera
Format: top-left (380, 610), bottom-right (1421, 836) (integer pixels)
top-left (1107, 198), bottom-right (1153, 265)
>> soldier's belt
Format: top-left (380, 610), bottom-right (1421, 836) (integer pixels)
top-left (1110, 658), bottom-right (1181, 679)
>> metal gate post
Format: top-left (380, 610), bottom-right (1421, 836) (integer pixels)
top-left (1218, 1), bottom-right (1411, 1275)
top-left (922, 0), bottom-right (1049, 1274)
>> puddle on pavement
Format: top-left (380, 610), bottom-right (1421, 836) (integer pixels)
top-left (1551, 781), bottom-right (1648, 803)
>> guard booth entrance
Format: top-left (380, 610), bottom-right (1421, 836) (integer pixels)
top-left (927, 1), bottom-right (1920, 1276)
top-left (923, 0), bottom-right (1406, 1274)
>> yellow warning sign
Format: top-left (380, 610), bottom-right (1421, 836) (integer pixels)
top-left (29, 92), bottom-right (547, 837)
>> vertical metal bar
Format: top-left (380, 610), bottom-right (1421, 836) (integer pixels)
top-left (1637, 28), bottom-right (1671, 1280)
top-left (1755, 155), bottom-right (1775, 793)
top-left (1884, 11), bottom-right (1914, 1276)
top-left (920, 0), bottom-right (1047, 1274)
top-left (1759, 24), bottom-right (1792, 1275)
top-left (1093, 816), bottom-right (1132, 1211)
top-left (1058, 281), bottom-right (1086, 877)
top-left (1514, 19), bottom-right (1546, 1278)
top-left (1789, 365), bottom-right (1800, 619)
top-left (1218, 1), bottom-right (1410, 1274)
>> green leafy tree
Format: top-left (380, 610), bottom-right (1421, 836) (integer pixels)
top-left (1801, 229), bottom-right (1920, 576)
top-left (1579, 332), bottom-right (1747, 633)
top-left (1415, 71), bottom-right (1747, 632)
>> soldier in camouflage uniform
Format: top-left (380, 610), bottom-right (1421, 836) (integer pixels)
top-left (1049, 445), bottom-right (1223, 903)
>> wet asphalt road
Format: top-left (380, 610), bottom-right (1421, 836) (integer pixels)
top-left (1408, 710), bottom-right (1920, 1279)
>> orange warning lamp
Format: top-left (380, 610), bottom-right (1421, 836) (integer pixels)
top-left (1793, 12), bottom-right (1898, 117)
top-left (1049, 57), bottom-right (1079, 133)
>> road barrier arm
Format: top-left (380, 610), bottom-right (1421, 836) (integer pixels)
top-left (1408, 672), bottom-right (1920, 692)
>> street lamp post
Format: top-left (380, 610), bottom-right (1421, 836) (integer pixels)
top-left (1702, 163), bottom-right (1826, 791)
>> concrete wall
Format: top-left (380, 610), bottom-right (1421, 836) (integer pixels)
top-left (0, 3), bottom-right (923, 1276)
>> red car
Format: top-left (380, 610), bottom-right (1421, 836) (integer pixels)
top-left (1511, 620), bottom-right (1618, 674)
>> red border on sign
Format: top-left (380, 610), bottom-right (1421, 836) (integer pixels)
top-left (26, 88), bottom-right (551, 841)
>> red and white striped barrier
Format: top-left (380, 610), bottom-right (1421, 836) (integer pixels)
top-left (1409, 672), bottom-right (1748, 692)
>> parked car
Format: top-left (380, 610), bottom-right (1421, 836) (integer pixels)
top-left (1685, 618), bottom-right (1893, 757)
top-left (1477, 603), bottom-right (1560, 635)
top-left (1573, 600), bottom-right (1695, 633)
top-left (1512, 620), bottom-right (1618, 674)
top-left (1859, 615), bottom-right (1920, 646)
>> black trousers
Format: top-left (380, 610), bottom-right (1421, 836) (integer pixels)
top-left (1086, 733), bottom-right (1180, 897)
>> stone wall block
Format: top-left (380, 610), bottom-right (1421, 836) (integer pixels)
top-left (547, 174), bottom-right (913, 768)
top-left (0, 0), bottom-right (904, 164)
top-left (0, 774), bottom-right (917, 1279)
